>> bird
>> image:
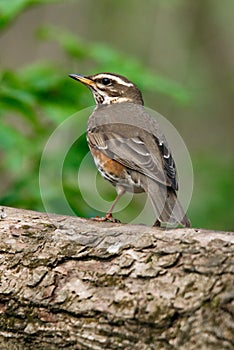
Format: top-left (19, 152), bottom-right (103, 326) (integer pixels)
top-left (69, 72), bottom-right (190, 227)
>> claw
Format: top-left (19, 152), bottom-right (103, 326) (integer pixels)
top-left (91, 213), bottom-right (121, 223)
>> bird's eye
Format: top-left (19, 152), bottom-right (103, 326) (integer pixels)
top-left (101, 77), bottom-right (111, 85)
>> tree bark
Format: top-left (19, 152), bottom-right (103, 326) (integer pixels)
top-left (0, 206), bottom-right (233, 350)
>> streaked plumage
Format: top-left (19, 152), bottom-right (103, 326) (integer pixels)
top-left (69, 72), bottom-right (190, 227)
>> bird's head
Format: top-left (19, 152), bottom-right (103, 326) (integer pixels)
top-left (69, 72), bottom-right (144, 105)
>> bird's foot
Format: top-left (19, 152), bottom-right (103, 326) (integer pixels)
top-left (91, 213), bottom-right (121, 223)
top-left (154, 219), bottom-right (161, 227)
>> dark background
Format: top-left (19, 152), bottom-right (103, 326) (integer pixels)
top-left (0, 0), bottom-right (233, 230)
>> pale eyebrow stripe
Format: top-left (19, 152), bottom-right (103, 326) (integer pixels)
top-left (95, 74), bottom-right (134, 87)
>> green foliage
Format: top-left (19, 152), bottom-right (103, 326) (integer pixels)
top-left (0, 61), bottom-right (83, 210)
top-left (188, 155), bottom-right (234, 231)
top-left (0, 0), bottom-right (62, 30)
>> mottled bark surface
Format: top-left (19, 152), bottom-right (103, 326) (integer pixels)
top-left (0, 207), bottom-right (233, 350)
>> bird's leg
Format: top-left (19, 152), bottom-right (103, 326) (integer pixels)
top-left (92, 186), bottom-right (126, 223)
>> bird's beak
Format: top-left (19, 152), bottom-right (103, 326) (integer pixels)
top-left (69, 74), bottom-right (94, 86)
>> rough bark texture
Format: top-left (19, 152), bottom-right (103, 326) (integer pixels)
top-left (0, 206), bottom-right (233, 350)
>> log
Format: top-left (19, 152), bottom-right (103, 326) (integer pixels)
top-left (0, 206), bottom-right (233, 349)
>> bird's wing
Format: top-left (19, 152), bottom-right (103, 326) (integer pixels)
top-left (88, 125), bottom-right (178, 190)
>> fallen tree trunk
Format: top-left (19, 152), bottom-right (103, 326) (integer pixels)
top-left (0, 206), bottom-right (233, 349)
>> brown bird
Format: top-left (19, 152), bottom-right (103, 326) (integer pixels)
top-left (69, 72), bottom-right (190, 227)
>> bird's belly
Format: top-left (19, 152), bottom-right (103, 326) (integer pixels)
top-left (98, 166), bottom-right (144, 193)
top-left (90, 148), bottom-right (144, 193)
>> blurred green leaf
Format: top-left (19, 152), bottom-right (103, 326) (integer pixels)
top-left (19, 63), bottom-right (63, 92)
top-left (0, 0), bottom-right (31, 30)
top-left (0, 0), bottom-right (65, 30)
top-left (37, 27), bottom-right (88, 59)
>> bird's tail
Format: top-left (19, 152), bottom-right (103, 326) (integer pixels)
top-left (143, 178), bottom-right (190, 228)
top-left (158, 186), bottom-right (191, 227)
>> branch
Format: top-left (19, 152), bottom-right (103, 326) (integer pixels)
top-left (0, 207), bottom-right (233, 349)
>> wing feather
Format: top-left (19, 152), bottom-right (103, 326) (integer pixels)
top-left (88, 127), bottom-right (178, 190)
